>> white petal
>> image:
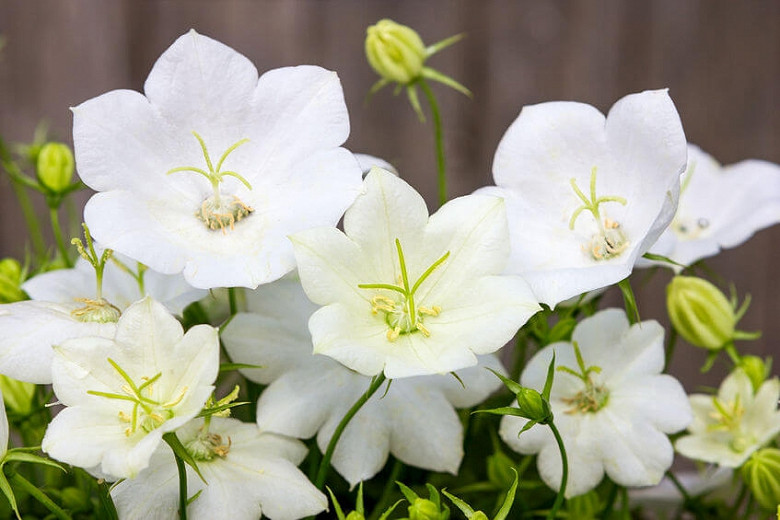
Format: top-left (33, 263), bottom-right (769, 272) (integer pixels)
top-left (439, 354), bottom-right (505, 408)
top-left (354, 154), bottom-right (398, 176)
top-left (610, 375), bottom-right (692, 434)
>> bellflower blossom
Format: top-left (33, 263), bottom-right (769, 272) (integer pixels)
top-left (500, 309), bottom-right (692, 498)
top-left (221, 275), bottom-right (503, 486)
top-left (648, 145), bottom-right (780, 269)
top-left (290, 167), bottom-right (540, 378)
top-left (74, 30), bottom-right (362, 289)
top-left (478, 90), bottom-right (687, 307)
top-left (42, 297), bottom-right (219, 479)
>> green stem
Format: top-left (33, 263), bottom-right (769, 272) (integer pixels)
top-left (49, 205), bottom-right (72, 267)
top-left (228, 287), bottom-right (238, 316)
top-left (665, 470), bottom-right (692, 504)
top-left (419, 79), bottom-right (447, 207)
top-left (600, 481), bottom-right (619, 520)
top-left (547, 421), bottom-right (568, 520)
top-left (315, 373), bottom-right (387, 489)
top-left (172, 447), bottom-right (189, 520)
top-left (664, 327), bottom-right (678, 371)
top-left (367, 458), bottom-right (404, 520)
top-left (10, 179), bottom-right (46, 261)
top-left (8, 471), bottom-right (71, 520)
top-left (97, 480), bottom-right (119, 520)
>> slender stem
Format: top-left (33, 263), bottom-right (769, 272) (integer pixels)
top-left (228, 287), bottom-right (238, 316)
top-left (665, 470), bottom-right (692, 504)
top-left (49, 205), bottom-right (72, 267)
top-left (172, 447), bottom-right (189, 520)
top-left (315, 373), bottom-right (387, 489)
top-left (546, 421), bottom-right (568, 520)
top-left (664, 327), bottom-right (678, 371)
top-left (8, 472), bottom-right (71, 520)
top-left (97, 480), bottom-right (119, 520)
top-left (418, 79), bottom-right (447, 207)
top-left (600, 481), bottom-right (619, 520)
top-left (367, 458), bottom-right (404, 520)
top-left (10, 179), bottom-right (46, 261)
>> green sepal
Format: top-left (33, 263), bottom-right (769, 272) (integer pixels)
top-left (700, 351), bottom-right (718, 373)
top-left (162, 431), bottom-right (207, 484)
top-left (517, 419), bottom-right (539, 437)
top-left (642, 252), bottom-right (687, 269)
top-left (485, 368), bottom-right (523, 395)
top-left (426, 483), bottom-right (442, 509)
top-left (326, 486), bottom-right (347, 520)
top-left (186, 489), bottom-right (203, 505)
top-left (494, 468), bottom-right (519, 520)
top-left (733, 330), bottom-right (761, 341)
top-left (377, 499), bottom-right (404, 520)
top-left (406, 85), bottom-right (426, 122)
top-left (366, 78), bottom-right (391, 104)
top-left (219, 362), bottom-right (263, 373)
top-left (472, 407), bottom-right (532, 420)
top-left (397, 481), bottom-right (420, 503)
top-left (541, 352), bottom-right (556, 401)
top-left (426, 33), bottom-right (466, 57)
top-left (421, 67), bottom-right (472, 97)
top-left (441, 488), bottom-right (475, 517)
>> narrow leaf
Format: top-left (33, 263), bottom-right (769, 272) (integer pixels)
top-left (542, 352), bottom-right (556, 401)
top-left (163, 432), bottom-right (207, 484)
top-left (617, 277), bottom-right (640, 324)
top-left (485, 367), bottom-right (524, 395)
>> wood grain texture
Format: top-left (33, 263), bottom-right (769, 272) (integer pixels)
top-left (0, 0), bottom-right (778, 389)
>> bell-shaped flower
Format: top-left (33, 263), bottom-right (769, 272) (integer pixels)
top-left (110, 417), bottom-right (327, 520)
top-left (647, 144), bottom-right (780, 269)
top-left (290, 167), bottom-right (540, 378)
top-left (74, 30), bottom-right (362, 289)
top-left (675, 368), bottom-right (780, 468)
top-left (478, 90), bottom-right (687, 307)
top-left (221, 274), bottom-right (504, 486)
top-left (0, 253), bottom-right (205, 384)
top-left (42, 297), bottom-right (219, 479)
top-left (500, 309), bottom-right (692, 498)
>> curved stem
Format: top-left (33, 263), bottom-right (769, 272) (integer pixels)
top-left (172, 448), bottom-right (189, 520)
top-left (8, 471), bottom-right (71, 520)
top-left (315, 373), bottom-right (387, 489)
top-left (418, 79), bottom-right (447, 207)
top-left (547, 421), bottom-right (568, 520)
top-left (49, 205), bottom-right (72, 267)
top-left (665, 470), bottom-right (692, 503)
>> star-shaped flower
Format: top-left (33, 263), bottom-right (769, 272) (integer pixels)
top-left (647, 144), bottom-right (780, 269)
top-left (500, 309), bottom-right (692, 498)
top-left (110, 418), bottom-right (327, 520)
top-left (675, 368), bottom-right (780, 468)
top-left (42, 297), bottom-right (219, 479)
top-left (221, 274), bottom-right (504, 486)
top-left (289, 167), bottom-right (540, 378)
top-left (0, 255), bottom-right (205, 384)
top-left (74, 30), bottom-right (362, 289)
top-left (478, 90), bottom-right (687, 307)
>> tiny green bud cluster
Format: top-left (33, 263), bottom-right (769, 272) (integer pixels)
top-left (398, 483), bottom-right (449, 520)
top-left (740, 355), bottom-right (773, 392)
top-left (36, 142), bottom-right (74, 193)
top-left (742, 448), bottom-right (780, 510)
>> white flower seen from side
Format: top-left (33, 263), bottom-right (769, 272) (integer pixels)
top-left (478, 90), bottom-right (687, 307)
top-left (74, 30), bottom-right (362, 289)
top-left (647, 144), bottom-right (780, 270)
top-left (290, 167), bottom-right (540, 378)
top-left (500, 309), bottom-right (692, 498)
top-left (675, 368), bottom-right (780, 468)
top-left (0, 253), bottom-right (205, 384)
top-left (111, 418), bottom-right (327, 520)
top-left (221, 274), bottom-right (504, 486)
top-left (42, 297), bottom-right (219, 479)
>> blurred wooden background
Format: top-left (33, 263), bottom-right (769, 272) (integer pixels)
top-left (0, 0), bottom-right (778, 390)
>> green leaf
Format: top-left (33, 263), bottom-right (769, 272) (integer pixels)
top-left (396, 481), bottom-right (419, 503)
top-left (494, 468), bottom-right (519, 520)
top-left (326, 487), bottom-right (346, 520)
top-left (472, 407), bottom-right (532, 419)
top-left (163, 432), bottom-right (207, 484)
top-left (517, 419), bottom-right (539, 437)
top-left (186, 489), bottom-right (202, 505)
top-left (2, 451), bottom-right (66, 472)
top-left (617, 277), bottom-right (640, 324)
top-left (0, 472), bottom-right (20, 520)
top-left (219, 363), bottom-right (263, 373)
top-left (406, 85), bottom-right (426, 122)
top-left (377, 499), bottom-right (404, 520)
top-left (441, 488), bottom-right (476, 517)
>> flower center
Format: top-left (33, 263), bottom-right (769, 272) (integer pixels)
top-left (167, 131), bottom-right (254, 233)
top-left (558, 341), bottom-right (610, 414)
top-left (569, 166), bottom-right (629, 261)
top-left (71, 297), bottom-right (121, 323)
top-left (358, 238), bottom-right (449, 342)
top-left (185, 428), bottom-right (232, 462)
top-left (87, 358), bottom-right (188, 437)
top-left (708, 394), bottom-right (755, 453)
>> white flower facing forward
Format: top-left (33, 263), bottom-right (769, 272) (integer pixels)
top-left (74, 30), bottom-right (362, 289)
top-left (0, 255), bottom-right (205, 384)
top-left (647, 145), bottom-right (780, 270)
top-left (675, 368), bottom-right (780, 468)
top-left (478, 90), bottom-right (687, 307)
top-left (221, 275), bottom-right (504, 486)
top-left (111, 418), bottom-right (327, 520)
top-left (500, 309), bottom-right (692, 498)
top-left (42, 297), bottom-right (219, 479)
top-left (290, 167), bottom-right (540, 378)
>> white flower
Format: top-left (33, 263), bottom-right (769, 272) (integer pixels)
top-left (111, 418), bottom-right (327, 520)
top-left (0, 255), bottom-right (205, 384)
top-left (74, 30), bottom-right (362, 289)
top-left (675, 368), bottom-right (780, 468)
top-left (647, 144), bottom-right (780, 269)
top-left (478, 90), bottom-right (687, 307)
top-left (500, 309), bottom-right (692, 498)
top-left (42, 297), bottom-right (219, 479)
top-left (221, 275), bottom-right (504, 486)
top-left (354, 153), bottom-right (398, 177)
top-left (290, 167), bottom-right (540, 378)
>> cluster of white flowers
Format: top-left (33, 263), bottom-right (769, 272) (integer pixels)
top-left (0, 26), bottom-right (779, 520)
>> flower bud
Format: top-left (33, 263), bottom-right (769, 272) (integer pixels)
top-left (365, 19), bottom-right (426, 84)
top-left (36, 142), bottom-right (74, 193)
top-left (666, 276), bottom-right (735, 350)
top-left (742, 448), bottom-right (780, 510)
top-left (0, 258), bottom-right (25, 303)
top-left (516, 387), bottom-right (553, 424)
top-left (0, 375), bottom-right (35, 416)
top-left (408, 499), bottom-right (448, 520)
top-left (740, 355), bottom-right (772, 392)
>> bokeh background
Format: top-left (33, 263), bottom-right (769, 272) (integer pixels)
top-left (0, 0), bottom-right (778, 390)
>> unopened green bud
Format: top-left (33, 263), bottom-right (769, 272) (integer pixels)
top-left (408, 499), bottom-right (448, 520)
top-left (0, 258), bottom-right (25, 303)
top-left (366, 19), bottom-right (426, 84)
top-left (36, 142), bottom-right (74, 193)
top-left (740, 355), bottom-right (772, 392)
top-left (742, 448), bottom-right (780, 510)
top-left (345, 512), bottom-right (365, 520)
top-left (516, 387), bottom-right (552, 424)
top-left (0, 375), bottom-right (35, 416)
top-left (667, 276), bottom-right (735, 350)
